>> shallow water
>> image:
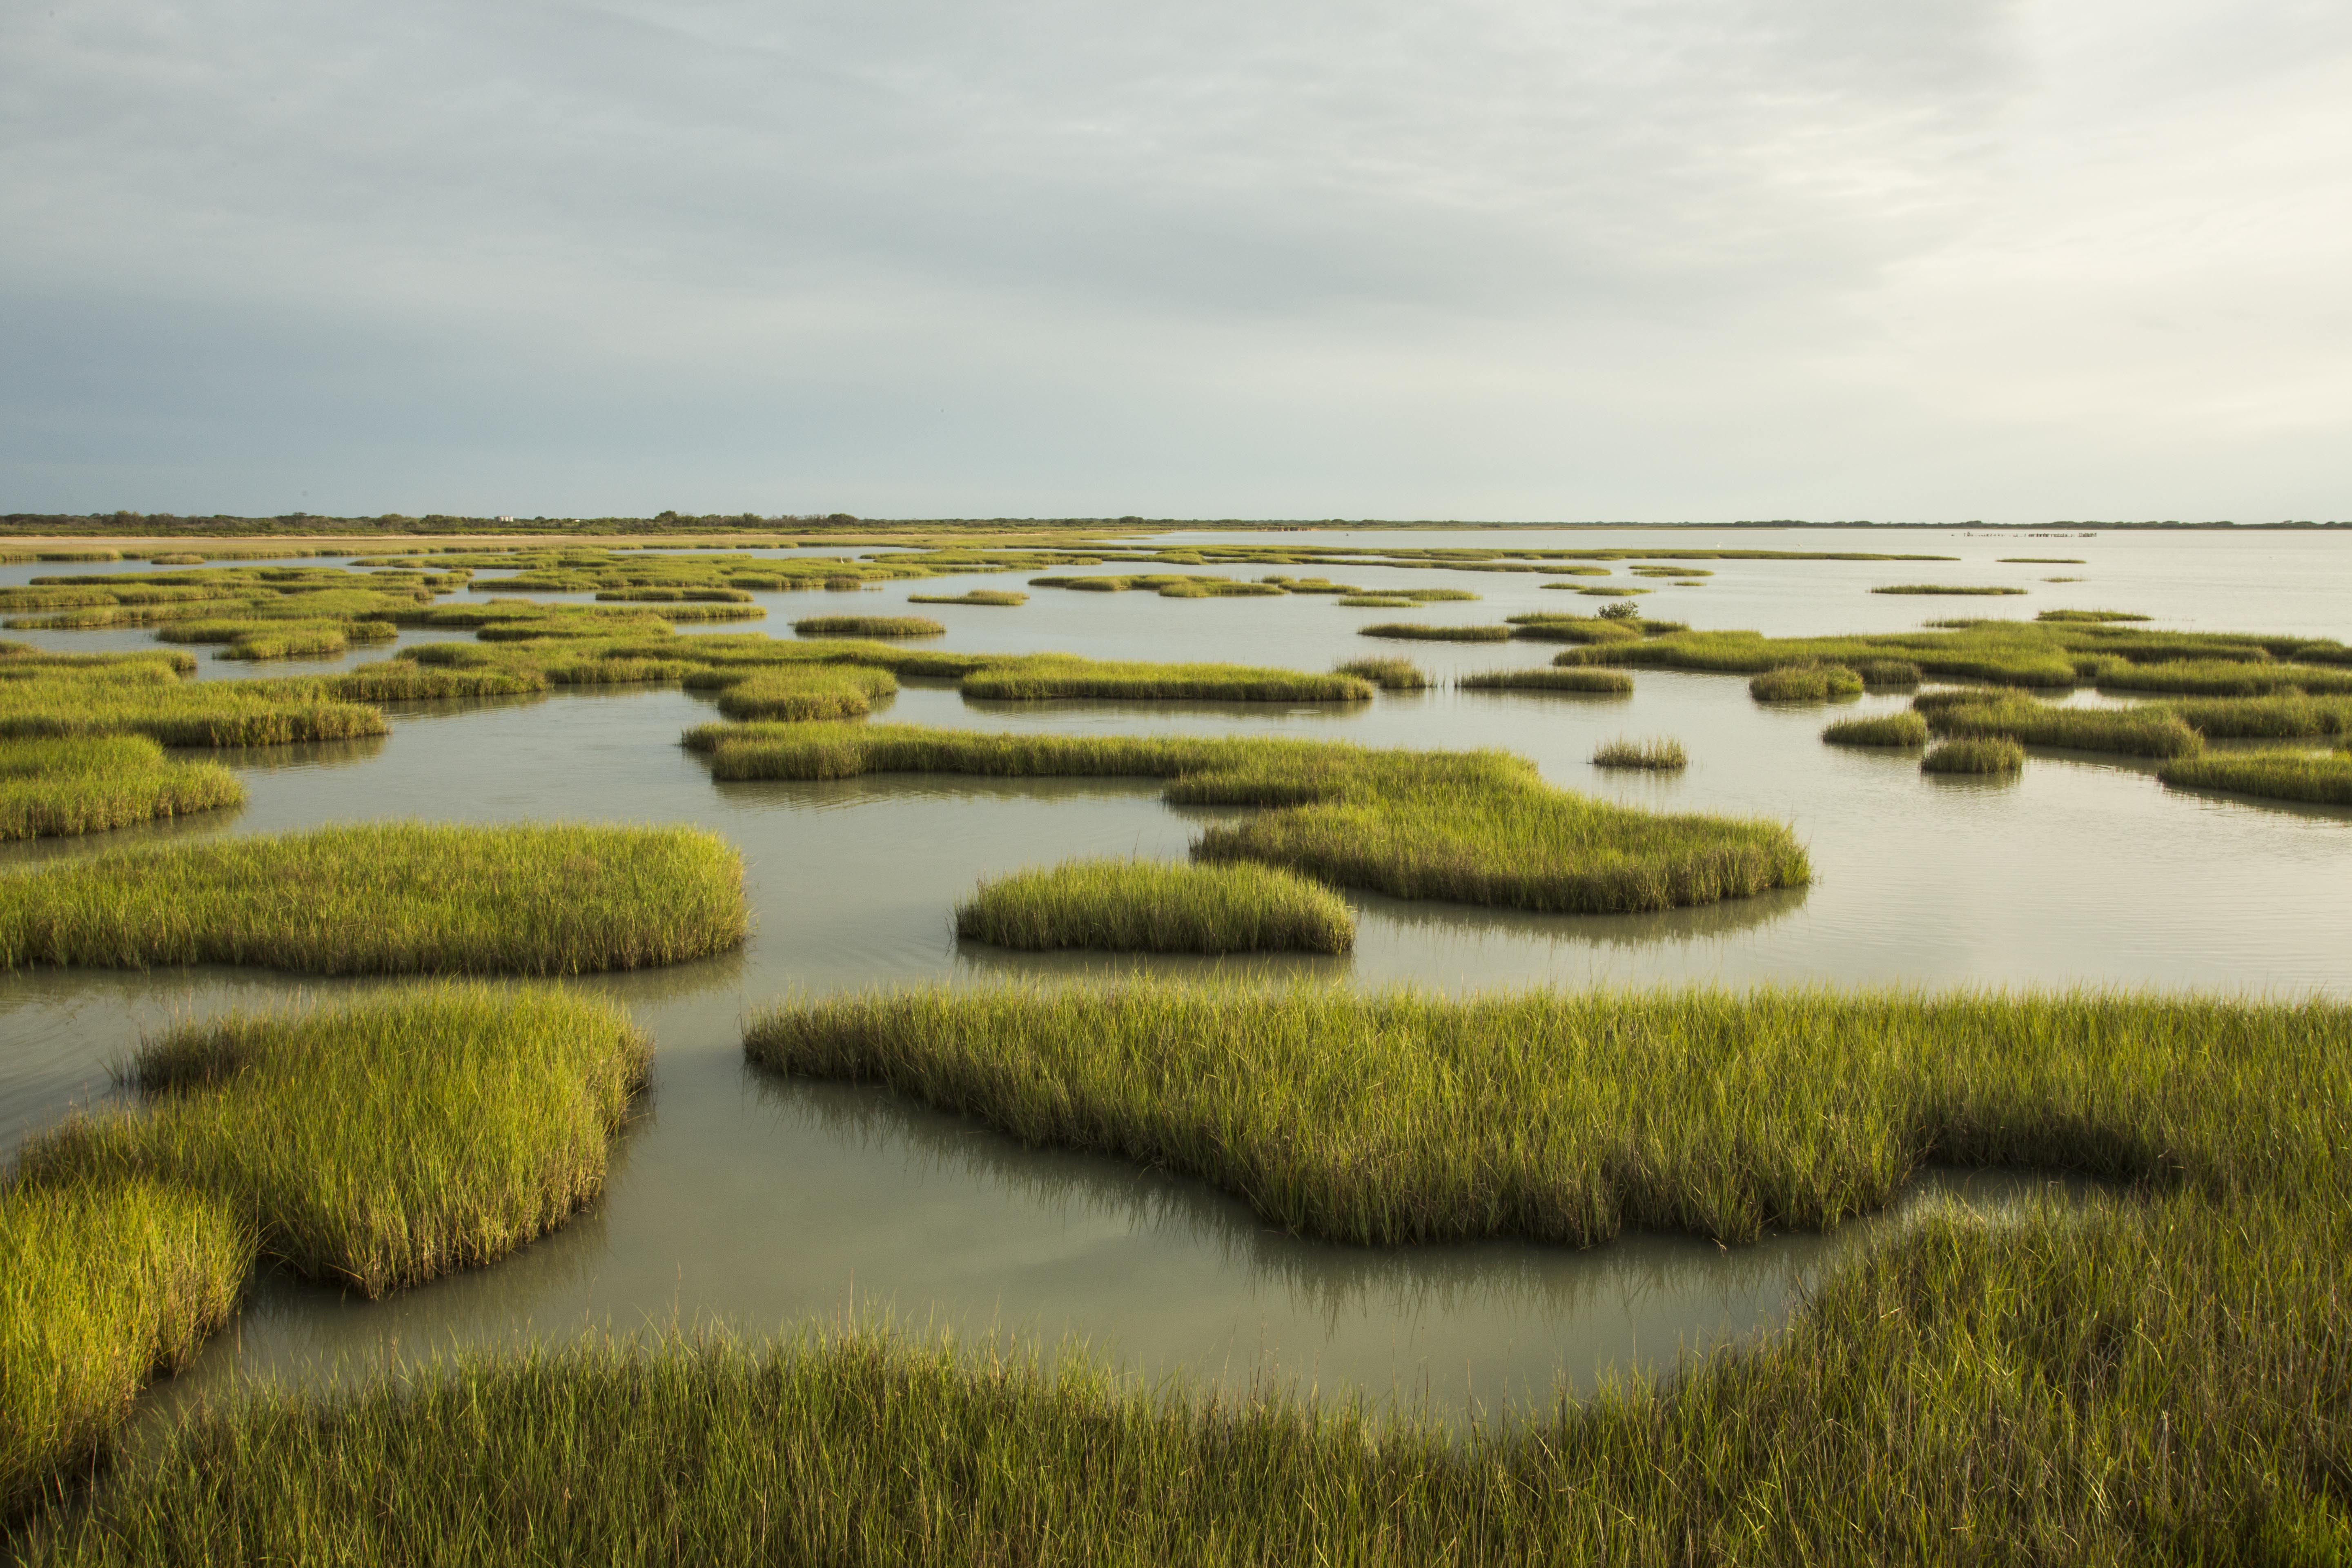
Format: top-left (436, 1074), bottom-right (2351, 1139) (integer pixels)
top-left (1, 526), bottom-right (2345, 1421)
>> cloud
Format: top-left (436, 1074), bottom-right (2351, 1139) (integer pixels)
top-left (1, 0), bottom-right (2344, 517)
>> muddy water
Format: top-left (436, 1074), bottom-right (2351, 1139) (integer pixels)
top-left (1, 527), bottom-right (2344, 1421)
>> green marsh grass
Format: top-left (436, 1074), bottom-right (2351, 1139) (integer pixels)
top-left (2096, 659), bottom-right (2352, 698)
top-left (1920, 695), bottom-right (2202, 758)
top-left (1922, 737), bottom-right (2025, 775)
top-left (2158, 749), bottom-right (2352, 806)
top-left (1331, 658), bottom-right (1427, 691)
top-left (1571, 586), bottom-right (1648, 598)
top-left (1748, 664), bottom-right (1863, 702)
top-left (1336, 595), bottom-right (1416, 608)
top-left (1357, 623), bottom-right (1510, 643)
top-left (693, 665), bottom-right (897, 722)
top-left (0, 666), bottom-right (385, 747)
top-left (790, 615), bottom-right (946, 638)
top-left (1590, 738), bottom-right (1686, 771)
top-left (2162, 694), bottom-right (2352, 739)
top-left (0, 737), bottom-right (244, 839)
top-left (15, 986), bottom-right (650, 1297)
top-left (1821, 712), bottom-right (1930, 748)
top-left (693, 725), bottom-right (1807, 914)
top-left (0, 1180), bottom-right (247, 1515)
top-left (1999, 557), bottom-right (2086, 564)
top-left (954, 860), bottom-right (1354, 954)
top-left (1870, 584), bottom-right (2028, 596)
top-left (1507, 614), bottom-right (1644, 645)
top-left (905, 590), bottom-right (1027, 606)
top-left (1851, 658), bottom-right (1922, 688)
top-left (2037, 608), bottom-right (2147, 622)
top-left (0, 822), bottom-right (745, 975)
top-left (745, 984), bottom-right (2346, 1243)
top-left (960, 657), bottom-right (1373, 703)
top-left (1456, 668), bottom-right (1633, 696)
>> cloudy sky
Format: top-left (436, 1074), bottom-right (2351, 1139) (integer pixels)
top-left (3, 0), bottom-right (2346, 519)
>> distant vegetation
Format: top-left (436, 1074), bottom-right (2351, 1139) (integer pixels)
top-left (1358, 623), bottom-right (1512, 643)
top-left (955, 860), bottom-right (1355, 954)
top-left (1457, 668), bottom-right (1633, 696)
top-left (1870, 585), bottom-right (2029, 596)
top-left (789, 616), bottom-right (944, 639)
top-left (904, 590), bottom-right (1026, 606)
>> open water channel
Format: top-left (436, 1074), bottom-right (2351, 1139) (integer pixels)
top-left (2, 526), bottom-right (2346, 1423)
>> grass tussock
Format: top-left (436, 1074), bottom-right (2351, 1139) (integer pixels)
top-left (954, 860), bottom-right (1354, 954)
top-left (696, 665), bottom-right (897, 722)
top-left (904, 591), bottom-right (1027, 606)
top-left (1922, 737), bottom-right (2025, 775)
top-left (2158, 750), bottom-right (2352, 806)
top-left (0, 737), bottom-right (244, 840)
top-left (790, 616), bottom-right (945, 638)
top-left (1590, 738), bottom-right (1686, 771)
top-left (0, 1180), bottom-right (248, 1515)
top-left (1919, 694), bottom-right (2202, 758)
top-left (1330, 658), bottom-right (1427, 691)
top-left (1357, 623), bottom-right (1511, 643)
top-left (1822, 712), bottom-right (1930, 748)
top-left (0, 660), bottom-right (386, 747)
top-left (1457, 668), bottom-right (1633, 696)
top-left (0, 822), bottom-right (746, 975)
top-left (1748, 664), bottom-right (1863, 702)
top-left (2162, 694), bottom-right (2352, 739)
top-left (693, 725), bottom-right (1807, 915)
top-left (1336, 595), bottom-right (1415, 608)
top-left (14, 986), bottom-right (650, 1298)
top-left (1870, 584), bottom-right (2028, 596)
top-left (961, 657), bottom-right (1373, 703)
top-left (2037, 609), bottom-right (2146, 622)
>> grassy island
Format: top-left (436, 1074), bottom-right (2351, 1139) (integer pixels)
top-left (955, 861), bottom-right (1355, 954)
top-left (691, 725), bottom-right (1807, 915)
top-left (0, 823), bottom-right (746, 974)
top-left (0, 737), bottom-right (245, 839)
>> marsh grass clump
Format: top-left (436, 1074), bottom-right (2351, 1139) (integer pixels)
top-left (1509, 614), bottom-right (1644, 646)
top-left (1357, 623), bottom-right (1510, 643)
top-left (0, 822), bottom-right (746, 975)
top-left (1331, 658), bottom-right (1426, 691)
top-left (1822, 712), bottom-right (1930, 748)
top-left (1851, 659), bottom-right (1922, 688)
top-left (0, 662), bottom-right (386, 747)
top-left (1336, 595), bottom-right (1416, 608)
top-left (1748, 664), bottom-right (1864, 703)
top-left (791, 615), bottom-right (945, 639)
top-left (2163, 694), bottom-right (2352, 740)
top-left (694, 665), bottom-right (897, 722)
top-left (1922, 737), bottom-right (2025, 775)
top-left (1573, 586), bottom-right (1649, 598)
top-left (1590, 737), bottom-right (1686, 771)
top-left (1921, 695), bottom-right (2202, 758)
top-left (2000, 557), bottom-right (2086, 565)
top-left (2158, 750), bottom-right (2352, 806)
top-left (955, 860), bottom-right (1354, 954)
top-left (0, 1180), bottom-right (248, 1515)
top-left (0, 737), bottom-right (244, 840)
top-left (2096, 659), bottom-right (2352, 698)
top-left (904, 591), bottom-right (1027, 607)
top-left (694, 725), bottom-right (1807, 915)
top-left (746, 985), bottom-right (2345, 1246)
top-left (14, 986), bottom-right (650, 1298)
top-left (962, 657), bottom-right (1373, 703)
top-left (1871, 584), bottom-right (2029, 596)
top-left (1457, 668), bottom-right (1633, 696)
top-left (2037, 609), bottom-right (2147, 623)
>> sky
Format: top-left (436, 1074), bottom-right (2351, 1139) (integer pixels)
top-left (2, 0), bottom-right (2347, 521)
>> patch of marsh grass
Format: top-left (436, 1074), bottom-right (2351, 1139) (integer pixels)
top-left (692, 725), bottom-right (1808, 914)
top-left (0, 664), bottom-right (385, 747)
top-left (1457, 668), bottom-right (1633, 696)
top-left (1330, 658), bottom-right (1426, 691)
top-left (1336, 595), bottom-right (1416, 608)
top-left (961, 657), bottom-right (1373, 703)
top-left (904, 591), bottom-right (1027, 606)
top-left (1921, 695), bottom-right (2201, 758)
top-left (2000, 557), bottom-right (2086, 564)
top-left (1357, 623), bottom-right (1510, 643)
top-left (2162, 694), bottom-right (2352, 739)
top-left (14, 986), bottom-right (650, 1298)
top-left (1871, 584), bottom-right (2028, 596)
top-left (789, 616), bottom-right (945, 638)
top-left (691, 665), bottom-right (897, 722)
top-left (1923, 737), bottom-right (2025, 775)
top-left (1822, 713), bottom-right (1930, 748)
top-left (2037, 609), bottom-right (2146, 622)
top-left (0, 822), bottom-right (746, 975)
top-left (1590, 738), bottom-right (1686, 771)
top-left (746, 985), bottom-right (2346, 1244)
top-left (0, 737), bottom-right (244, 840)
top-left (1748, 664), bottom-right (1864, 702)
top-left (955, 860), bottom-right (1354, 954)
top-left (0, 1180), bottom-right (247, 1516)
top-left (2158, 750), bottom-right (2352, 806)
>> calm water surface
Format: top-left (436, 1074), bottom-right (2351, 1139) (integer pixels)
top-left (2, 528), bottom-right (2344, 1422)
